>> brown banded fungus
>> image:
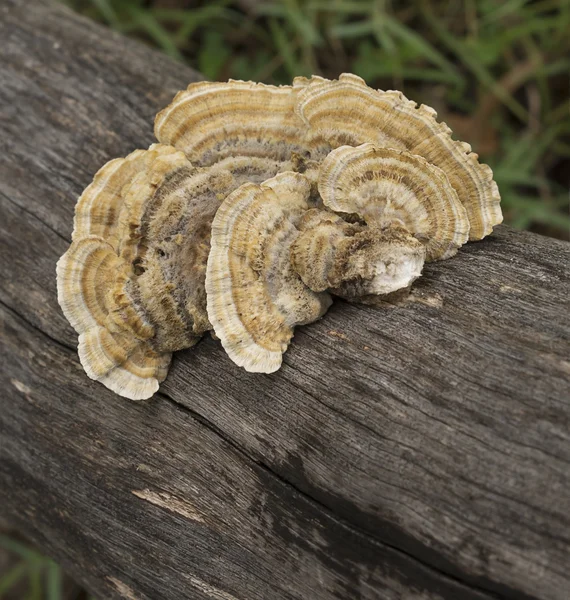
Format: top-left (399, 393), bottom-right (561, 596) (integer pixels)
top-left (295, 73), bottom-right (502, 240)
top-left (206, 172), bottom-right (331, 373)
top-left (318, 144), bottom-right (470, 261)
top-left (154, 80), bottom-right (312, 174)
top-left (58, 143), bottom-right (292, 398)
top-left (288, 143), bottom-right (470, 304)
top-left (57, 74), bottom-right (502, 397)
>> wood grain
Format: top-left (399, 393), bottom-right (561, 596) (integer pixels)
top-left (1, 1), bottom-right (569, 599)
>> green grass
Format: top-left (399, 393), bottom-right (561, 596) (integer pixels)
top-left (61, 0), bottom-right (570, 239)
top-left (0, 535), bottom-right (62, 600)
top-left (0, 534), bottom-right (99, 600)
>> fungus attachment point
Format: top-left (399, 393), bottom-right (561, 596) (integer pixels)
top-left (206, 172), bottom-right (331, 373)
top-left (290, 211), bottom-right (426, 303)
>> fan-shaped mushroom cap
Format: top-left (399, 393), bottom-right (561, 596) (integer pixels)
top-left (56, 235), bottom-right (170, 400)
top-left (154, 80), bottom-right (311, 169)
top-left (318, 144), bottom-right (470, 261)
top-left (116, 155), bottom-right (218, 351)
top-left (296, 73), bottom-right (502, 240)
top-left (96, 344), bottom-right (171, 400)
top-left (73, 144), bottom-right (182, 250)
top-left (206, 172), bottom-right (331, 373)
top-left (290, 210), bottom-right (426, 303)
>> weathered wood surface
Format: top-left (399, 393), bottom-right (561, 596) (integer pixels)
top-left (1, 1), bottom-right (569, 599)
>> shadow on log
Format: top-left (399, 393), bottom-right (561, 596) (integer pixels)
top-left (1, 1), bottom-right (569, 599)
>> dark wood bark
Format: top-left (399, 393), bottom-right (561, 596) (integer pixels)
top-left (1, 1), bottom-right (569, 599)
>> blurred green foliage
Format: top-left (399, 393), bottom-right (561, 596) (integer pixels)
top-left (0, 534), bottom-right (97, 600)
top-left (0, 535), bottom-right (62, 600)
top-left (62, 0), bottom-right (570, 238)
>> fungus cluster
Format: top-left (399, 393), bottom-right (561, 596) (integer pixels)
top-left (57, 73), bottom-right (502, 399)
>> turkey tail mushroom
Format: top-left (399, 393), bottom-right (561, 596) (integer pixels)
top-left (57, 72), bottom-right (503, 393)
top-left (205, 172), bottom-right (331, 373)
top-left (58, 144), bottom-right (267, 399)
top-left (73, 144), bottom-right (181, 249)
top-left (295, 73), bottom-right (502, 240)
top-left (154, 80), bottom-right (311, 176)
top-left (318, 144), bottom-right (470, 261)
top-left (56, 235), bottom-right (169, 400)
top-left (291, 144), bottom-right (470, 304)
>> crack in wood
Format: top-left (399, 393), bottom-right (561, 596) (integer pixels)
top-left (155, 391), bottom-right (509, 600)
top-left (0, 189), bottom-right (71, 245)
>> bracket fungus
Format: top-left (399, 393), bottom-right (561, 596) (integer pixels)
top-left (154, 80), bottom-right (310, 171)
top-left (57, 73), bottom-right (502, 398)
top-left (295, 73), bottom-right (502, 240)
top-left (318, 144), bottom-right (470, 262)
top-left (206, 172), bottom-right (331, 373)
top-left (57, 143), bottom-right (286, 398)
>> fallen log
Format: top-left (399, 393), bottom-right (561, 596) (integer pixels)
top-left (1, 1), bottom-right (569, 599)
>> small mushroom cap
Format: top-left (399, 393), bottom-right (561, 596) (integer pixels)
top-left (154, 80), bottom-right (310, 168)
top-left (290, 210), bottom-right (357, 292)
top-left (318, 144), bottom-right (470, 261)
top-left (296, 73), bottom-right (502, 240)
top-left (206, 172), bottom-right (331, 373)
